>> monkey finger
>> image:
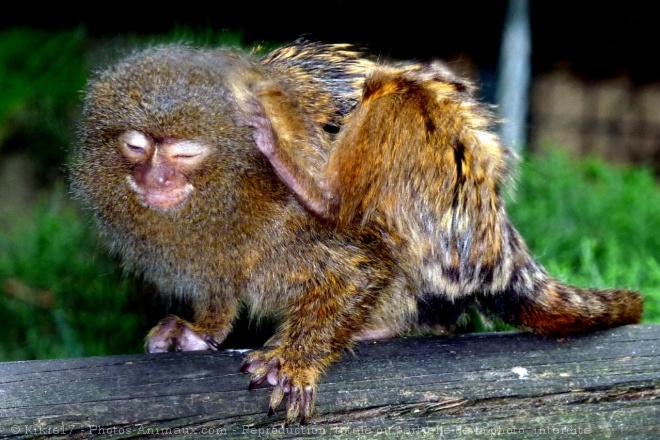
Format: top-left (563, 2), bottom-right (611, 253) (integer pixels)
top-left (299, 385), bottom-right (315, 425)
top-left (174, 327), bottom-right (213, 351)
top-left (146, 338), bottom-right (171, 353)
top-left (240, 350), bottom-right (266, 374)
top-left (286, 384), bottom-right (302, 425)
top-left (267, 368), bottom-right (280, 386)
top-left (265, 357), bottom-right (281, 381)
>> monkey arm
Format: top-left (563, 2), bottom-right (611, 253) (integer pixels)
top-left (245, 63), bottom-right (502, 230)
top-left (242, 254), bottom-right (389, 423)
top-left (234, 217), bottom-right (401, 426)
top-left (243, 84), bottom-right (336, 220)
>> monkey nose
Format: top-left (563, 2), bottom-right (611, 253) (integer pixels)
top-left (152, 167), bottom-right (178, 186)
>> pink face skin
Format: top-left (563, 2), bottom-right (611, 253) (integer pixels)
top-left (119, 130), bottom-right (211, 211)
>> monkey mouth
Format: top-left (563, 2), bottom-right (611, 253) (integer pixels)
top-left (126, 176), bottom-right (194, 211)
top-left (143, 187), bottom-right (193, 210)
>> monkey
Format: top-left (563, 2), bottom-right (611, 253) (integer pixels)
top-left (70, 40), bottom-right (643, 425)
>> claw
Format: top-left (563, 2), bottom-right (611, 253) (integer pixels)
top-left (204, 335), bottom-right (222, 350)
top-left (171, 337), bottom-right (182, 352)
top-left (269, 383), bottom-right (285, 414)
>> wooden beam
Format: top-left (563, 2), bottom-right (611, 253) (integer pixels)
top-left (1, 325), bottom-right (658, 439)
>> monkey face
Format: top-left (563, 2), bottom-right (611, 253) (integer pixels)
top-left (118, 130), bottom-right (212, 211)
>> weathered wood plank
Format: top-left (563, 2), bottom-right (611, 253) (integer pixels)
top-left (0, 324), bottom-right (658, 439)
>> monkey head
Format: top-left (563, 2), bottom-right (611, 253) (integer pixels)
top-left (71, 45), bottom-right (272, 223)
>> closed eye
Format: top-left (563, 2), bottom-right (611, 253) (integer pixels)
top-left (125, 143), bottom-right (146, 154)
top-left (119, 130), bottom-right (151, 161)
top-left (167, 141), bottom-right (211, 163)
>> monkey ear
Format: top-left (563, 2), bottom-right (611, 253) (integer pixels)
top-left (233, 84), bottom-right (281, 160)
top-left (237, 83), bottom-right (334, 219)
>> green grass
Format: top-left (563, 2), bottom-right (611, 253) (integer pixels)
top-left (0, 28), bottom-right (87, 182)
top-left (507, 151), bottom-right (660, 323)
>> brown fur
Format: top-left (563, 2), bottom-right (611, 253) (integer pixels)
top-left (70, 40), bottom-right (643, 425)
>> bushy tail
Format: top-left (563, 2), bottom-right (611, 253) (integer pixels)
top-left (479, 262), bottom-right (643, 336)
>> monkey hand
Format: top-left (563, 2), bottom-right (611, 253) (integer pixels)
top-left (241, 348), bottom-right (318, 425)
top-left (145, 315), bottom-right (229, 353)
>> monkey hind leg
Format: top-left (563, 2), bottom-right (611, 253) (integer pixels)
top-left (478, 269), bottom-right (643, 336)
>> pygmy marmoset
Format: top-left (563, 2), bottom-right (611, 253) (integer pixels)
top-left (70, 40), bottom-right (643, 424)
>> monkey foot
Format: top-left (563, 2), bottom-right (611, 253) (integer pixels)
top-left (145, 315), bottom-right (228, 353)
top-left (241, 350), bottom-right (316, 425)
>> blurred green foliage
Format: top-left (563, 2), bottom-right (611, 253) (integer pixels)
top-left (0, 28), bottom-right (658, 362)
top-left (0, 28), bottom-right (87, 182)
top-left (0, 185), bottom-right (147, 360)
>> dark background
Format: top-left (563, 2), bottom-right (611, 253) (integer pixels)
top-left (4, 1), bottom-right (658, 83)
